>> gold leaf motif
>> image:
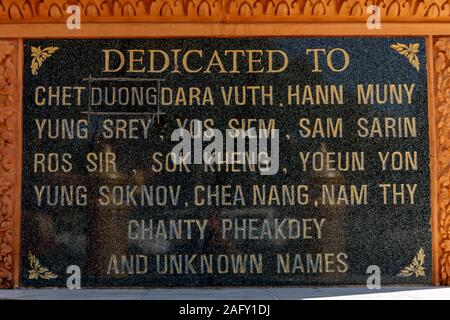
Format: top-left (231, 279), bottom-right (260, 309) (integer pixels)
top-left (30, 46), bottom-right (59, 76)
top-left (390, 43), bottom-right (420, 71)
top-left (397, 247), bottom-right (426, 278)
top-left (27, 251), bottom-right (58, 280)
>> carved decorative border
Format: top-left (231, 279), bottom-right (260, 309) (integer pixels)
top-left (435, 37), bottom-right (450, 285)
top-left (0, 9), bottom-right (446, 288)
top-left (0, 41), bottom-right (17, 289)
top-left (0, 0), bottom-right (449, 21)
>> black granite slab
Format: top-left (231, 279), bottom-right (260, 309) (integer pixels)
top-left (21, 38), bottom-right (431, 287)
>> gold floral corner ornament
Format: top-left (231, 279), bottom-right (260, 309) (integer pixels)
top-left (28, 251), bottom-right (58, 280)
top-left (397, 247), bottom-right (426, 278)
top-left (31, 46), bottom-right (59, 76)
top-left (390, 43), bottom-right (420, 72)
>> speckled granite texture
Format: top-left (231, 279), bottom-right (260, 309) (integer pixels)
top-left (21, 38), bottom-right (430, 287)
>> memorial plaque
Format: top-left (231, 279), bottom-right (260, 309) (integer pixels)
top-left (21, 38), bottom-right (431, 287)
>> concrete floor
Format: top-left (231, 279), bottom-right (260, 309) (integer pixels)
top-left (0, 286), bottom-right (449, 300)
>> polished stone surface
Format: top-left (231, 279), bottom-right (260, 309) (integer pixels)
top-left (21, 38), bottom-right (430, 287)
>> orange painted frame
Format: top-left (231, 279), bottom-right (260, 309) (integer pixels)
top-left (0, 1), bottom-right (449, 287)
